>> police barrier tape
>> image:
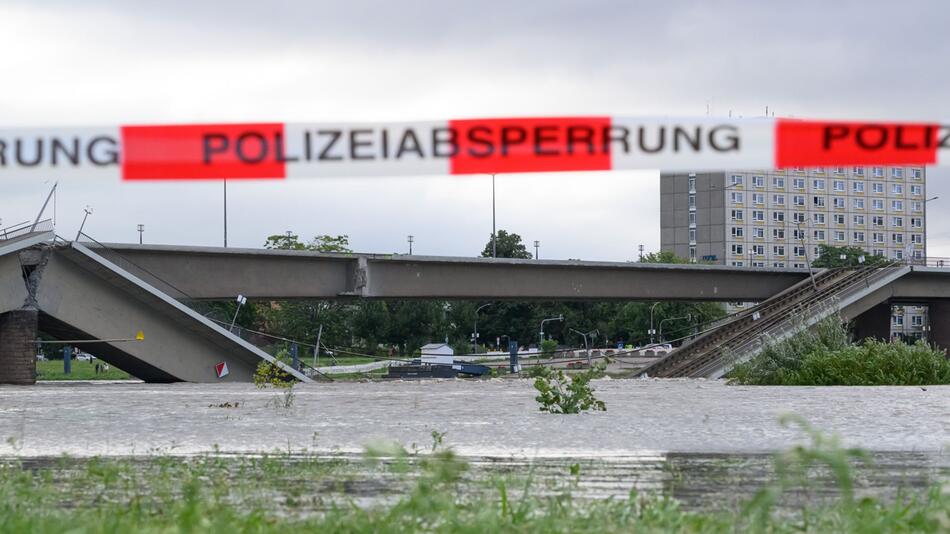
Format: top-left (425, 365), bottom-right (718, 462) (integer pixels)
top-left (0, 117), bottom-right (946, 180)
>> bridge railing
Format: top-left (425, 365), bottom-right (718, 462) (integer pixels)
top-left (0, 219), bottom-right (53, 241)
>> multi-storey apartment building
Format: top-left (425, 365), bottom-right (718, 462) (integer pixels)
top-left (661, 166), bottom-right (927, 267)
top-left (660, 166), bottom-right (929, 338)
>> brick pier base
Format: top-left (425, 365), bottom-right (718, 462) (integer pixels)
top-left (0, 309), bottom-right (38, 385)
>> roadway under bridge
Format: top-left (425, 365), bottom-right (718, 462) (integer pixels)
top-left (3, 238), bottom-right (950, 384)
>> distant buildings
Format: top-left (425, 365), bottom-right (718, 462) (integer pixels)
top-left (661, 166), bottom-right (929, 340)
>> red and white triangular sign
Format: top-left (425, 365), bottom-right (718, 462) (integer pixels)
top-left (215, 362), bottom-right (229, 378)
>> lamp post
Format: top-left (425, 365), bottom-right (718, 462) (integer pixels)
top-left (137, 224), bottom-right (145, 245)
top-left (229, 294), bottom-right (247, 333)
top-left (407, 235), bottom-right (414, 255)
top-left (649, 302), bottom-right (661, 344)
top-left (539, 314), bottom-right (563, 354)
top-left (534, 240), bottom-right (540, 260)
top-left (569, 328), bottom-right (597, 367)
top-left (223, 178), bottom-right (228, 248)
top-left (658, 313), bottom-right (692, 343)
top-left (491, 174), bottom-right (497, 258)
top-left (473, 303), bottom-right (493, 354)
top-left (75, 206), bottom-right (92, 241)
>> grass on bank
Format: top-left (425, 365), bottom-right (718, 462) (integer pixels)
top-left (1, 418), bottom-right (949, 533)
top-left (728, 316), bottom-right (950, 386)
top-left (35, 359), bottom-right (131, 381)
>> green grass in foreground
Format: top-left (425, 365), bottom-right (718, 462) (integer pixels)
top-left (1, 418), bottom-right (948, 533)
top-left (35, 359), bottom-right (132, 380)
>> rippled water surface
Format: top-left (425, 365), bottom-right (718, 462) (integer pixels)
top-left (1, 379), bottom-right (946, 457)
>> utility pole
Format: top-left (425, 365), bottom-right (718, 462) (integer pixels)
top-left (491, 174), bottom-right (497, 258)
top-left (534, 240), bottom-right (540, 260)
top-left (474, 303), bottom-right (493, 354)
top-left (407, 235), bottom-right (414, 255)
top-left (649, 302), bottom-right (660, 344)
top-left (638, 244), bottom-right (644, 261)
top-left (223, 178), bottom-right (228, 248)
top-left (137, 224), bottom-right (145, 245)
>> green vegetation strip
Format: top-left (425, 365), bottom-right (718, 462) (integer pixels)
top-left (730, 317), bottom-right (950, 386)
top-left (1, 420), bottom-right (948, 532)
top-left (35, 360), bottom-right (132, 381)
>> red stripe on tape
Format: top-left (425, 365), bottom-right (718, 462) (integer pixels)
top-left (448, 117), bottom-right (612, 174)
top-left (775, 119), bottom-right (939, 168)
top-left (121, 123), bottom-right (287, 180)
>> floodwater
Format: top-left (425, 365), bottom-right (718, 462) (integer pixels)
top-left (1, 379), bottom-right (946, 457)
top-left (1, 379), bottom-right (947, 511)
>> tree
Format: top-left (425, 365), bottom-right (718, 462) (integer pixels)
top-left (812, 245), bottom-right (889, 268)
top-left (481, 230), bottom-right (533, 259)
top-left (639, 250), bottom-right (688, 264)
top-left (264, 233), bottom-right (351, 253)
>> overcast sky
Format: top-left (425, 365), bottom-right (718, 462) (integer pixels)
top-left (3, 0), bottom-right (950, 260)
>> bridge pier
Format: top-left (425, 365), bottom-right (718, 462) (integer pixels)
top-left (852, 301), bottom-right (891, 343)
top-left (925, 300), bottom-right (950, 352)
top-left (0, 308), bottom-right (38, 385)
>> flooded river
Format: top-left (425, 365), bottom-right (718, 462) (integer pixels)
top-left (1, 378), bottom-right (946, 457)
top-left (1, 379), bottom-right (947, 511)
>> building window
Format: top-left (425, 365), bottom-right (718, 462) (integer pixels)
top-left (813, 230), bottom-right (826, 241)
top-left (752, 210), bottom-right (765, 222)
top-left (731, 226), bottom-right (744, 238)
top-left (873, 215), bottom-right (884, 226)
top-left (689, 228), bottom-right (696, 242)
top-left (752, 244), bottom-right (765, 255)
top-left (892, 200), bottom-right (903, 211)
top-left (892, 183), bottom-right (903, 195)
top-left (772, 194), bottom-right (785, 206)
top-left (833, 214), bottom-right (845, 225)
top-left (911, 185), bottom-right (922, 196)
top-left (813, 196), bottom-right (825, 207)
top-left (731, 244), bottom-right (744, 255)
top-left (872, 199), bottom-right (884, 210)
top-left (688, 194), bottom-right (696, 208)
top-left (689, 246), bottom-right (697, 262)
top-left (894, 250), bottom-right (904, 260)
top-left (731, 175), bottom-right (744, 186)
top-left (753, 227), bottom-right (765, 238)
top-left (731, 191), bottom-right (744, 204)
top-left (873, 232), bottom-right (885, 243)
top-left (773, 245), bottom-right (785, 256)
top-left (773, 176), bottom-right (785, 188)
top-left (813, 179), bottom-right (825, 190)
top-left (912, 201), bottom-right (923, 212)
top-left (833, 180), bottom-right (845, 192)
top-left (893, 314), bottom-right (904, 327)
top-left (794, 246), bottom-right (806, 257)
top-left (853, 167), bottom-right (865, 176)
top-left (872, 182), bottom-right (884, 193)
top-left (911, 217), bottom-right (922, 228)
top-left (772, 211), bottom-right (785, 223)
top-left (773, 228), bottom-right (786, 239)
top-left (752, 193), bottom-right (765, 204)
top-left (793, 195), bottom-right (805, 206)
top-left (834, 231), bottom-right (845, 241)
top-left (911, 315), bottom-right (923, 327)
top-left (912, 233), bottom-right (923, 244)
top-left (752, 175), bottom-right (765, 187)
top-left (834, 167), bottom-right (845, 174)
top-left (688, 211), bottom-right (696, 225)
top-left (853, 181), bottom-right (865, 193)
top-left (813, 213), bottom-right (825, 224)
top-left (793, 212), bottom-right (806, 223)
top-left (731, 261), bottom-right (744, 267)
top-left (773, 262), bottom-right (786, 268)
top-left (873, 248), bottom-right (885, 256)
top-left (731, 209), bottom-right (744, 221)
top-left (854, 215), bottom-right (865, 225)
top-left (912, 168), bottom-right (923, 179)
top-left (853, 198), bottom-right (865, 210)
top-left (873, 167), bottom-right (884, 177)
top-left (688, 176), bottom-right (696, 191)
top-left (892, 217), bottom-right (904, 228)
top-left (833, 197), bottom-right (845, 209)
top-left (892, 167), bottom-right (904, 178)
top-left (793, 177), bottom-right (806, 189)
top-left (853, 231), bottom-right (865, 242)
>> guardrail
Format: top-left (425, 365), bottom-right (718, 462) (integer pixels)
top-left (0, 219), bottom-right (53, 241)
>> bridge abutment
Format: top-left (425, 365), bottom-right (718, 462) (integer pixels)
top-left (925, 300), bottom-right (950, 351)
top-left (0, 308), bottom-right (38, 385)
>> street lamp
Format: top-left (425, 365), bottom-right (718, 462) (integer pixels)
top-left (137, 224), bottom-right (145, 245)
top-left (473, 303), bottom-right (493, 354)
top-left (539, 314), bottom-right (563, 353)
top-left (229, 294), bottom-right (247, 333)
top-left (649, 302), bottom-right (661, 344)
top-left (534, 240), bottom-right (540, 260)
top-left (407, 235), bottom-right (414, 255)
top-left (658, 314), bottom-right (692, 343)
top-left (569, 328), bottom-right (598, 367)
top-left (75, 206), bottom-right (93, 241)
top-left (490, 174), bottom-right (497, 258)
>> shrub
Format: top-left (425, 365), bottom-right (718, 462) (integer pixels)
top-left (730, 317), bottom-right (950, 386)
top-left (533, 368), bottom-right (606, 414)
top-left (540, 339), bottom-right (558, 358)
